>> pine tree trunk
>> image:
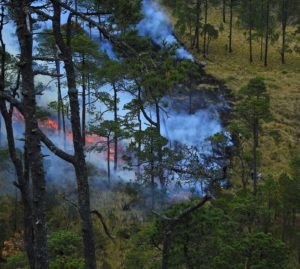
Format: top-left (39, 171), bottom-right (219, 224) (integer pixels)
top-left (281, 0), bottom-right (288, 64)
top-left (81, 55), bottom-right (86, 146)
top-left (56, 59), bottom-right (66, 135)
top-left (22, 145), bottom-right (35, 269)
top-left (156, 100), bottom-right (164, 188)
top-left (113, 83), bottom-right (118, 171)
top-left (0, 14), bottom-right (35, 267)
top-left (223, 0), bottom-right (226, 23)
top-left (249, 0), bottom-right (253, 63)
top-left (150, 133), bottom-right (155, 209)
top-left (260, 35), bottom-right (264, 61)
top-left (229, 0), bottom-right (233, 53)
top-left (264, 0), bottom-right (270, 67)
top-left (0, 107), bottom-right (35, 269)
top-left (253, 120), bottom-right (259, 195)
top-left (52, 3), bottom-right (96, 268)
top-left (193, 0), bottom-right (201, 52)
top-left (162, 226), bottom-right (173, 269)
top-left (137, 89), bottom-right (142, 176)
top-left (107, 136), bottom-right (111, 185)
top-left (203, 0), bottom-right (208, 57)
top-left (14, 3), bottom-right (48, 267)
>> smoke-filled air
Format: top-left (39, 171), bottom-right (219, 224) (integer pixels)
top-left (0, 0), bottom-right (299, 268)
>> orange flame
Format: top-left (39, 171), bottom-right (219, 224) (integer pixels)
top-left (39, 119), bottom-right (59, 134)
top-left (12, 110), bottom-right (123, 164)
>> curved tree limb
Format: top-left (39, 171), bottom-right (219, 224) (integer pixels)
top-left (91, 210), bottom-right (115, 242)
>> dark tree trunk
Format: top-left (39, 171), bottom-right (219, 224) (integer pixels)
top-left (249, 0), bottom-right (253, 63)
top-left (107, 136), bottom-right (111, 185)
top-left (52, 3), bottom-right (96, 268)
top-left (252, 119), bottom-right (259, 195)
top-left (81, 55), bottom-right (86, 146)
top-left (229, 0), bottom-right (233, 53)
top-left (137, 88), bottom-right (142, 176)
top-left (22, 145), bottom-right (35, 269)
top-left (113, 83), bottom-right (118, 171)
top-left (264, 0), bottom-right (270, 67)
top-left (0, 9), bottom-right (35, 268)
top-left (260, 0), bottom-right (265, 61)
top-left (55, 59), bottom-right (66, 135)
top-left (260, 35), bottom-right (264, 61)
top-left (0, 109), bottom-right (35, 269)
top-left (281, 0), bottom-right (288, 64)
top-left (202, 0), bottom-right (208, 57)
top-left (162, 226), bottom-right (173, 269)
top-left (193, 0), bottom-right (201, 52)
top-left (223, 0), bottom-right (226, 23)
top-left (87, 22), bottom-right (92, 112)
top-left (189, 16), bottom-right (193, 48)
top-left (183, 226), bottom-right (194, 269)
top-left (14, 2), bottom-right (48, 268)
top-left (150, 134), bottom-right (155, 209)
top-left (155, 100), bottom-right (164, 188)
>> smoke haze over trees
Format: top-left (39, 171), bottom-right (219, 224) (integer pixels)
top-left (0, 0), bottom-right (299, 269)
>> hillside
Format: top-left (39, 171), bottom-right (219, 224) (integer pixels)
top-left (166, 5), bottom-right (300, 176)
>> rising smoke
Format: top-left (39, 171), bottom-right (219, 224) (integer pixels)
top-left (138, 0), bottom-right (194, 60)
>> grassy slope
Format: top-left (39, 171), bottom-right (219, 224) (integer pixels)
top-left (167, 7), bottom-right (300, 176)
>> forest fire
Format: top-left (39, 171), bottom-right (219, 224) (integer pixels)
top-left (39, 119), bottom-right (59, 134)
top-left (11, 109), bottom-right (118, 162)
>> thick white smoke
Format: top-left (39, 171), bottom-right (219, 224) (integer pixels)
top-left (161, 108), bottom-right (222, 154)
top-left (138, 0), bottom-right (194, 60)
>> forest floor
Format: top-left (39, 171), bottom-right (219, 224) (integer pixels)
top-left (167, 7), bottom-right (300, 177)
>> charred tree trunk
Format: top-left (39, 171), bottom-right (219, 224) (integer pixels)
top-left (52, 2), bottom-right (96, 268)
top-left (14, 2), bottom-right (48, 268)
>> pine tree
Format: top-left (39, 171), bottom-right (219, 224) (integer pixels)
top-left (236, 77), bottom-right (272, 195)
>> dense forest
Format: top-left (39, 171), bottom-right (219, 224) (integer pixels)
top-left (0, 0), bottom-right (299, 268)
